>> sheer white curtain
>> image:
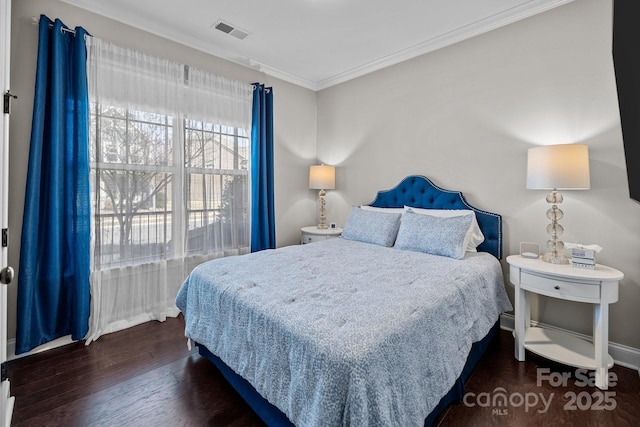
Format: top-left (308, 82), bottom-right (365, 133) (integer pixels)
top-left (85, 37), bottom-right (253, 344)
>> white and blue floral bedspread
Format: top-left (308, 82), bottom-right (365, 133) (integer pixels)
top-left (176, 238), bottom-right (512, 426)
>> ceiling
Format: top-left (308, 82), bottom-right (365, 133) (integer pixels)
top-left (61, 0), bottom-right (574, 91)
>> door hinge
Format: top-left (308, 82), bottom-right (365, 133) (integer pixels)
top-left (1, 362), bottom-right (6, 382)
top-left (4, 91), bottom-right (17, 114)
top-left (1, 228), bottom-right (7, 247)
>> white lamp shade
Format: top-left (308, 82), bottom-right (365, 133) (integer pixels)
top-left (309, 165), bottom-right (335, 190)
top-left (526, 144), bottom-right (590, 190)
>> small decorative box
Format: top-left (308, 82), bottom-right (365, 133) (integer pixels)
top-left (571, 248), bottom-right (595, 269)
top-left (571, 260), bottom-right (595, 269)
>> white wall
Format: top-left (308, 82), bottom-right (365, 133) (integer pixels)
top-left (7, 0), bottom-right (318, 341)
top-left (317, 0), bottom-right (640, 350)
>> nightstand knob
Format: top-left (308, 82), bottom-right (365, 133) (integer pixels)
top-left (554, 285), bottom-right (560, 290)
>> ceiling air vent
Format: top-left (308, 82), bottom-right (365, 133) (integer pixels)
top-left (213, 20), bottom-right (250, 40)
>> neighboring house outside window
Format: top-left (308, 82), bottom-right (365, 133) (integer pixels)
top-left (89, 106), bottom-right (250, 270)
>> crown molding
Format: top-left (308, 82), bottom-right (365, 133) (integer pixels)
top-left (60, 0), bottom-right (574, 92)
top-left (312, 0), bottom-right (575, 90)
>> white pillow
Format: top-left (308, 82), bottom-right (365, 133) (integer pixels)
top-left (403, 206), bottom-right (485, 252)
top-left (360, 205), bottom-right (405, 214)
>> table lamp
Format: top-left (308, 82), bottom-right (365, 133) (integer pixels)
top-left (309, 164), bottom-right (335, 229)
top-left (527, 144), bottom-right (590, 264)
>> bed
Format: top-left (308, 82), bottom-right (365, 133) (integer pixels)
top-left (176, 175), bottom-right (513, 426)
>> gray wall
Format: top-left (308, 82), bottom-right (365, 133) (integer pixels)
top-left (7, 0), bottom-right (318, 341)
top-left (317, 0), bottom-right (640, 350)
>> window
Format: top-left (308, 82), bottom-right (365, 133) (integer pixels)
top-left (85, 36), bottom-right (254, 344)
top-left (90, 105), bottom-right (250, 269)
top-left (184, 119), bottom-right (250, 256)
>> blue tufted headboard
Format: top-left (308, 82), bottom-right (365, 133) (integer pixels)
top-left (368, 175), bottom-right (502, 259)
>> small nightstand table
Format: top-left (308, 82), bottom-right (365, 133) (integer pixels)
top-left (506, 255), bottom-right (623, 390)
top-left (300, 226), bottom-right (342, 244)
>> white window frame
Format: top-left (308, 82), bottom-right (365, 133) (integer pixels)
top-left (89, 104), bottom-right (250, 270)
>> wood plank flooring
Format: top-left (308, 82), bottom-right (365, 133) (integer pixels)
top-left (6, 316), bottom-right (640, 426)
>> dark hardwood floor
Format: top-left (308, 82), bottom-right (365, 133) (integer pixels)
top-left (6, 316), bottom-right (640, 426)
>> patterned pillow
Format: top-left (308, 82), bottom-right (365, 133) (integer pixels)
top-left (394, 210), bottom-right (473, 259)
top-left (404, 206), bottom-right (484, 252)
top-left (341, 207), bottom-right (402, 247)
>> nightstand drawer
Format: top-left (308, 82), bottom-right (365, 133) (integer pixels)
top-left (302, 234), bottom-right (329, 244)
top-left (300, 226), bottom-right (342, 244)
top-left (520, 271), bottom-right (600, 302)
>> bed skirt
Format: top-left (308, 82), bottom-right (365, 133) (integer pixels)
top-left (196, 321), bottom-right (499, 426)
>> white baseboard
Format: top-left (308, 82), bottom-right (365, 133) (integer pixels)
top-left (500, 313), bottom-right (640, 373)
top-left (6, 335), bottom-right (75, 361)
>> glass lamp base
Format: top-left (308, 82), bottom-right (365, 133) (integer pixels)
top-left (542, 252), bottom-right (569, 264)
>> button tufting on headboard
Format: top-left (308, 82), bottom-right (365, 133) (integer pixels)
top-left (368, 175), bottom-right (502, 259)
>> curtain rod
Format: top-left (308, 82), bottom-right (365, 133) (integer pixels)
top-left (31, 16), bottom-right (76, 34)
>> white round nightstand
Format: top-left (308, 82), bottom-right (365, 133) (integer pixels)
top-left (506, 255), bottom-right (623, 390)
top-left (300, 226), bottom-right (342, 244)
